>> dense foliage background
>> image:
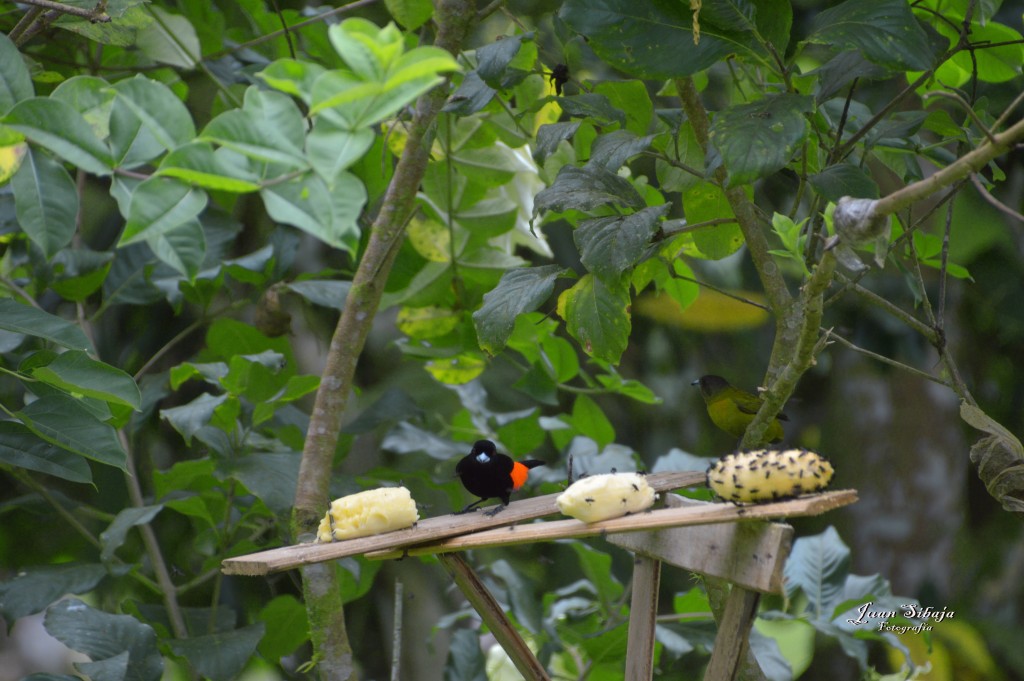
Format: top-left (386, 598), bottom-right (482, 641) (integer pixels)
top-left (0, 0), bottom-right (1022, 679)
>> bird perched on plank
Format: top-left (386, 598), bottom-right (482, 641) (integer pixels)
top-left (692, 375), bottom-right (787, 444)
top-left (455, 440), bottom-right (544, 516)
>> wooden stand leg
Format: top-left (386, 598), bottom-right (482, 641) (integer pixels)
top-left (438, 554), bottom-right (551, 681)
top-left (703, 586), bottom-right (761, 681)
top-left (625, 555), bottom-right (661, 681)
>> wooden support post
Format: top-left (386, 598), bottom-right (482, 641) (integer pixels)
top-left (703, 586), bottom-right (761, 681)
top-left (625, 555), bottom-right (661, 681)
top-left (438, 554), bottom-right (551, 681)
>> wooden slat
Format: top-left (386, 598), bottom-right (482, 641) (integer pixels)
top-left (608, 495), bottom-right (794, 594)
top-left (625, 555), bottom-right (661, 681)
top-left (703, 587), bottom-right (761, 681)
top-left (367, 490), bottom-right (857, 559)
top-left (440, 555), bottom-right (551, 681)
top-left (221, 471), bottom-right (706, 575)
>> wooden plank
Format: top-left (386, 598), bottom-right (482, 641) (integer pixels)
top-left (608, 495), bottom-right (794, 594)
top-left (367, 490), bottom-right (857, 559)
top-left (222, 471), bottom-right (705, 575)
top-left (703, 587), bottom-right (761, 681)
top-left (625, 555), bottom-right (661, 681)
top-left (439, 554), bottom-right (551, 681)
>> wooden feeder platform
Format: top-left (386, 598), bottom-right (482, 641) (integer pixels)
top-left (222, 471), bottom-right (857, 681)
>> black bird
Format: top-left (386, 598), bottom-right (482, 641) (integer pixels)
top-left (455, 440), bottom-right (544, 516)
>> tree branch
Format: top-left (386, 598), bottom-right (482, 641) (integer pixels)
top-left (291, 2), bottom-right (476, 678)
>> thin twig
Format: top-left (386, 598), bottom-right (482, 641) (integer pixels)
top-left (13, 0), bottom-right (109, 22)
top-left (970, 173), bottom-right (1024, 223)
top-left (390, 580), bottom-right (404, 681)
top-left (824, 329), bottom-right (952, 388)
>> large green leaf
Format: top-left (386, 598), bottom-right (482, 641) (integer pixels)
top-left (783, 526), bottom-right (850, 619)
top-left (260, 171), bottom-right (366, 254)
top-left (575, 204), bottom-right (669, 284)
top-left (0, 421), bottom-right (92, 483)
top-left (807, 0), bottom-right (938, 72)
top-left (0, 564), bottom-right (106, 626)
top-left (306, 119), bottom-right (375, 181)
top-left (473, 265), bottom-right (565, 354)
top-left (100, 505), bottom-right (163, 562)
top-left (51, 76), bottom-right (117, 141)
top-left (201, 89), bottom-right (307, 168)
top-left (589, 130), bottom-right (656, 170)
top-left (256, 595), bottom-right (309, 661)
top-left (445, 628), bottom-right (488, 681)
top-left (16, 393), bottom-right (128, 470)
top-left (384, 0), bottom-right (434, 30)
top-left (559, 0), bottom-right (767, 78)
top-left (110, 75), bottom-right (196, 150)
top-left (3, 98), bottom-right (114, 175)
top-left (137, 6), bottom-right (200, 69)
top-left (557, 273), bottom-right (631, 363)
top-left (45, 599), bottom-right (163, 681)
top-left (682, 183), bottom-right (743, 259)
top-left (156, 142), bottom-right (261, 192)
top-left (147, 218), bottom-right (206, 279)
top-left (709, 93), bottom-right (813, 187)
top-left (0, 33), bottom-right (33, 113)
top-left (118, 176), bottom-right (208, 246)
top-left (534, 164), bottom-right (644, 214)
top-left (226, 452), bottom-right (299, 513)
top-left (11, 146), bottom-right (79, 259)
top-left (31, 350), bottom-right (140, 410)
top-left (160, 392), bottom-right (228, 445)
top-left (257, 59), bottom-right (326, 104)
top-left (167, 624), bottom-right (265, 681)
top-left (0, 298), bottom-right (92, 351)
top-left (808, 164), bottom-right (879, 203)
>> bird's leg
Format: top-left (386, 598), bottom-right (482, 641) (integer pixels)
top-left (455, 498), bottom-right (488, 515)
top-left (483, 503), bottom-right (507, 517)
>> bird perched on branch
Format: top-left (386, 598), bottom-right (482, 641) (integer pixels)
top-left (455, 440), bottom-right (544, 516)
top-left (692, 375), bottom-right (787, 444)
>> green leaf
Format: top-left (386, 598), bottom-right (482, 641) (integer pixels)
top-left (559, 0), bottom-right (763, 79)
top-left (256, 595), bottom-right (309, 661)
top-left (808, 164), bottom-right (879, 203)
top-left (570, 394), bottom-right (615, 448)
top-left (783, 526), bottom-right (850, 621)
top-left (137, 6), bottom-right (200, 69)
top-left (147, 218), bottom-right (206, 279)
top-left (475, 32), bottom-right (533, 88)
top-left (201, 91), bottom-right (307, 168)
top-left (0, 299), bottom-right (92, 351)
top-left (0, 421), bottom-right (92, 483)
top-left (557, 273), bottom-right (631, 363)
top-left (17, 394), bottom-right (127, 470)
top-left (160, 392), bottom-right (228, 445)
top-left (11, 146), bottom-right (79, 259)
top-left (156, 142), bottom-right (261, 192)
top-left (589, 130), bottom-right (656, 170)
top-left (0, 33), bottom-right (34, 113)
top-left (110, 75), bottom-right (196, 151)
top-left (257, 59), bottom-right (326, 104)
top-left (118, 176), bottom-right (208, 246)
top-left (442, 70), bottom-right (496, 116)
top-left (226, 453), bottom-right (299, 513)
top-left (3, 98), bottom-right (113, 175)
top-left (260, 171), bottom-right (366, 254)
top-left (534, 121), bottom-right (581, 164)
top-left (45, 599), bottom-right (163, 681)
top-left (473, 265), bottom-right (565, 354)
top-left (593, 80), bottom-right (653, 136)
top-left (167, 624), bottom-right (265, 681)
top-left (571, 540), bottom-right (624, 605)
top-left (534, 164), bottom-right (644, 214)
top-left (709, 93), bottom-right (813, 187)
top-left (575, 204), bottom-right (669, 284)
top-left (306, 119), bottom-right (375, 180)
top-left (808, 0), bottom-right (938, 72)
top-left (282, 280), bottom-right (352, 310)
top-left (682, 183), bottom-right (743, 259)
top-left (385, 0), bottom-right (434, 29)
top-left (0, 564), bottom-right (106, 626)
top-left (99, 505), bottom-right (163, 562)
top-left (32, 350), bottom-right (141, 410)
top-left (445, 628), bottom-right (488, 681)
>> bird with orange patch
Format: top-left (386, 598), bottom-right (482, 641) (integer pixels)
top-left (455, 440), bottom-right (544, 516)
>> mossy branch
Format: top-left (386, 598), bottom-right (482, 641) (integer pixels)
top-left (290, 2), bottom-right (476, 678)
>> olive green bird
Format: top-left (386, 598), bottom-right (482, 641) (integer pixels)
top-left (692, 375), bottom-right (787, 444)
